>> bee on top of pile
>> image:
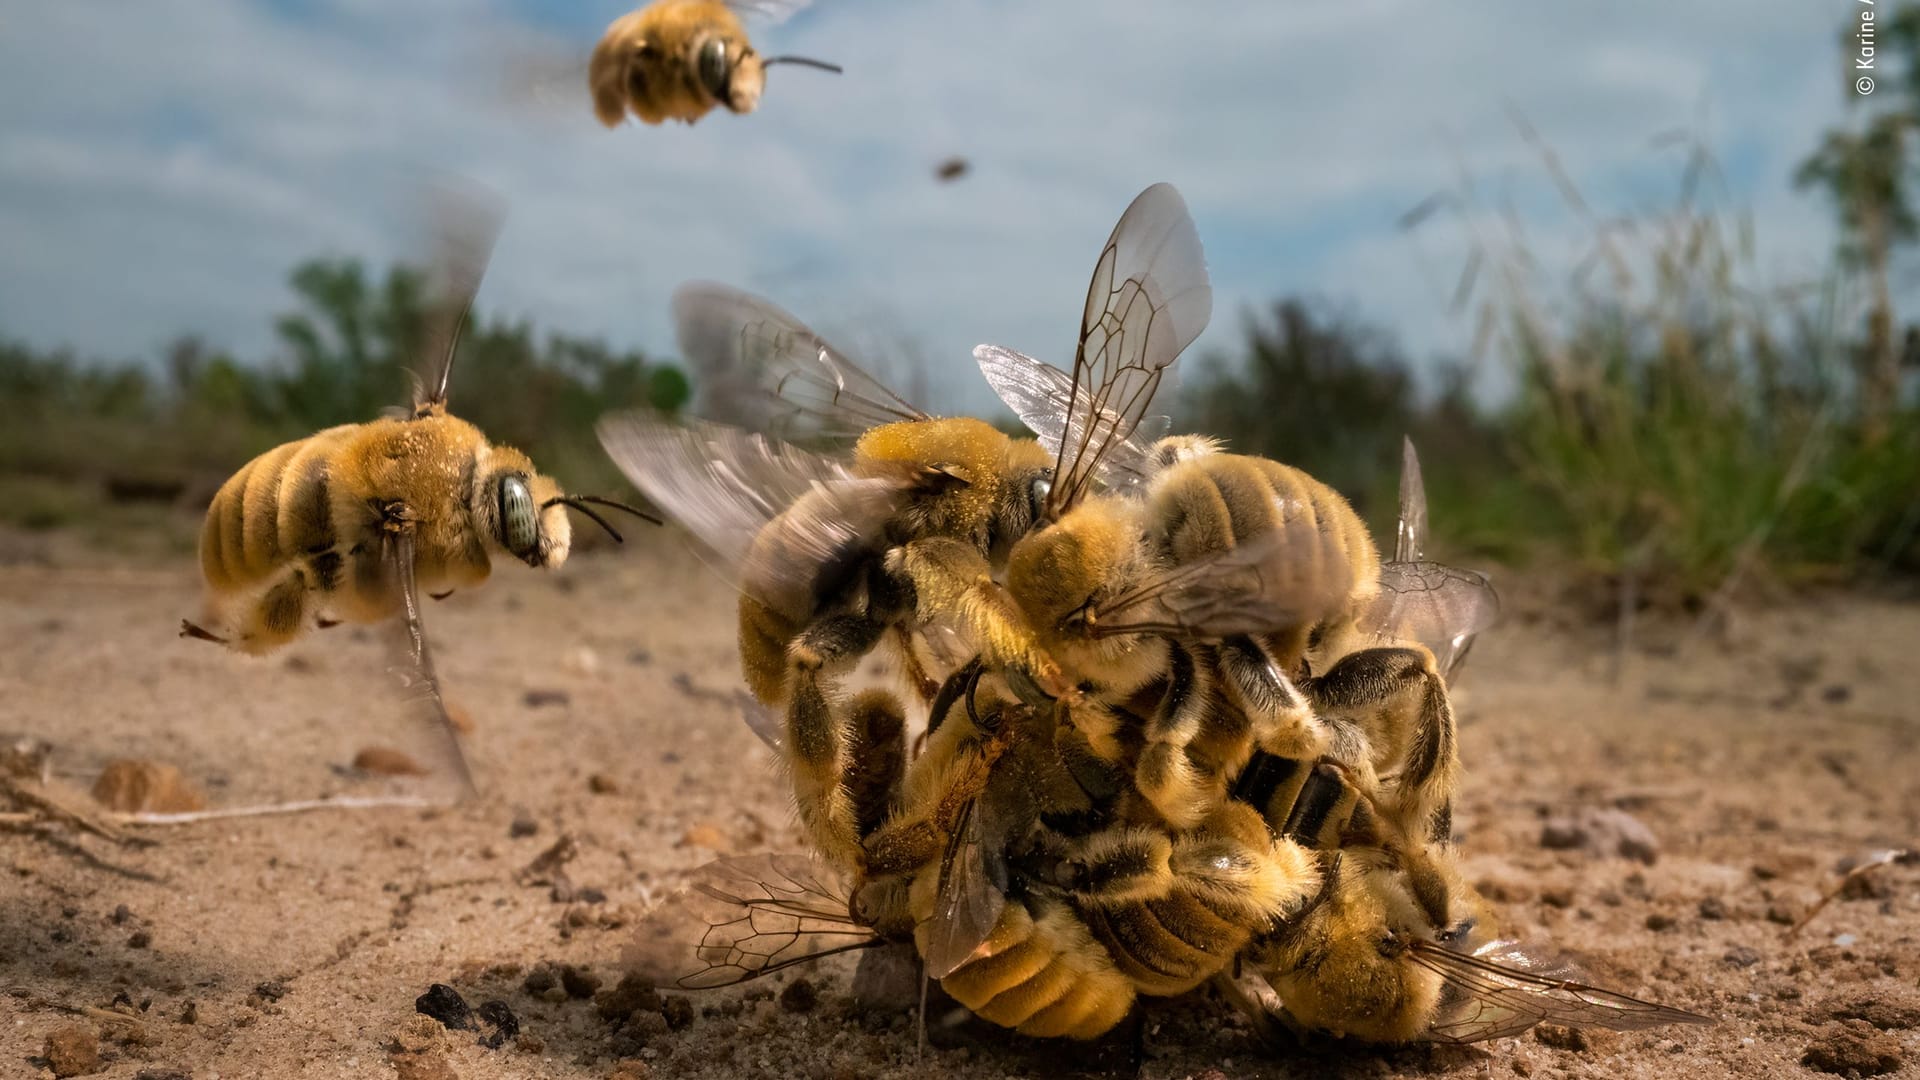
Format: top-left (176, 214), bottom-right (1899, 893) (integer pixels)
top-left (601, 181), bottom-right (1714, 1051)
top-left (182, 186), bottom-right (659, 797)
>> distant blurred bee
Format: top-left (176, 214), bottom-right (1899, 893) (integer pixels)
top-left (182, 189), bottom-right (658, 795)
top-left (598, 183), bottom-right (1210, 870)
top-left (589, 0), bottom-right (842, 127)
top-left (934, 156), bottom-right (970, 183)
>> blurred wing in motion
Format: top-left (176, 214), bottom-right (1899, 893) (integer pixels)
top-left (974, 344), bottom-right (1171, 496)
top-left (736, 692), bottom-right (784, 752)
top-left (1395, 436), bottom-right (1429, 564)
top-left (920, 796), bottom-right (1009, 979)
top-left (674, 282), bottom-right (927, 444)
top-left (725, 0), bottom-right (814, 23)
top-left (1092, 511), bottom-right (1355, 640)
top-left (1044, 182), bottom-right (1211, 515)
top-left (409, 184), bottom-right (506, 416)
top-left (382, 528), bottom-right (478, 800)
top-left (624, 853), bottom-right (881, 990)
top-left (1413, 940), bottom-right (1715, 1044)
top-left (595, 411), bottom-right (909, 619)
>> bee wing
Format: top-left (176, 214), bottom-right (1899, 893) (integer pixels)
top-left (1092, 509), bottom-right (1355, 640)
top-left (1410, 940), bottom-right (1715, 1044)
top-left (595, 411), bottom-right (911, 619)
top-left (920, 796), bottom-right (1011, 979)
top-left (674, 282), bottom-right (928, 445)
top-left (1395, 435), bottom-right (1429, 564)
top-left (409, 184), bottom-right (506, 414)
top-left (624, 853), bottom-right (882, 990)
top-left (382, 529), bottom-right (478, 799)
top-left (1042, 183), bottom-right (1211, 515)
top-left (736, 692), bottom-right (784, 752)
top-left (724, 0), bottom-right (813, 24)
top-left (973, 344), bottom-right (1171, 496)
top-left (1363, 562), bottom-right (1500, 683)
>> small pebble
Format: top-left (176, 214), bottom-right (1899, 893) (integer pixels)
top-left (415, 984), bottom-right (475, 1031)
top-left (1833, 933), bottom-right (1857, 947)
top-left (127, 930), bottom-right (152, 949)
top-left (1697, 896), bottom-right (1728, 920)
top-left (509, 814), bottom-right (539, 839)
top-left (596, 973), bottom-right (663, 1023)
top-left (779, 977), bottom-right (818, 1013)
top-left (1723, 946), bottom-right (1761, 968)
top-left (1645, 913), bottom-right (1675, 931)
top-left (588, 774), bottom-right (620, 795)
top-left (660, 996), bottom-right (693, 1031)
top-left (476, 1000), bottom-right (520, 1050)
top-left (523, 688), bottom-right (571, 708)
top-left (561, 965), bottom-right (603, 1000)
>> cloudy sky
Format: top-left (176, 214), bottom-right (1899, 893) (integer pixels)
top-left (0, 0), bottom-right (1877, 411)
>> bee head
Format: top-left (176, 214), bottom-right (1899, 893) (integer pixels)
top-left (694, 32), bottom-right (765, 114)
top-left (1005, 501), bottom-right (1137, 638)
top-left (474, 453), bottom-right (573, 569)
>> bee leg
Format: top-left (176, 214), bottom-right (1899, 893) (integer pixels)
top-left (786, 613), bottom-right (891, 870)
top-left (844, 690), bottom-right (907, 843)
top-left (1024, 825), bottom-right (1176, 906)
top-left (1209, 969), bottom-right (1307, 1049)
top-left (227, 569), bottom-right (313, 656)
top-left (893, 624), bottom-right (943, 705)
top-left (1301, 646), bottom-right (1457, 844)
top-left (1133, 642), bottom-right (1225, 830)
top-left (178, 619), bottom-right (228, 646)
top-left (1218, 636), bottom-right (1329, 762)
top-left (888, 538), bottom-right (1063, 694)
top-left (1170, 803), bottom-right (1322, 924)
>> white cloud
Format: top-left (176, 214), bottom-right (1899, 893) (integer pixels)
top-left (0, 0), bottom-right (1862, 414)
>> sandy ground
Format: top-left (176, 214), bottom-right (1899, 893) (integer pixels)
top-left (2, 524), bottom-right (1918, 1080)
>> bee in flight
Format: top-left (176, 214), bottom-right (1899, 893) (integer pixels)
top-left (181, 187), bottom-right (658, 796)
top-left (589, 0), bottom-right (842, 127)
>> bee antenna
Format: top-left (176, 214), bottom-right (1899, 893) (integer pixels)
top-left (761, 55), bottom-right (843, 74)
top-left (541, 496), bottom-right (662, 543)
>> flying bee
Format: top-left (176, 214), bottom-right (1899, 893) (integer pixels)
top-left (597, 183), bottom-right (1211, 871)
top-left (589, 0), bottom-right (842, 127)
top-left (182, 188), bottom-right (658, 795)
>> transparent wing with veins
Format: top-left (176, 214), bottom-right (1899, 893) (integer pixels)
top-left (1363, 437), bottom-right (1499, 681)
top-left (1412, 939), bottom-right (1714, 1043)
top-left (674, 282), bottom-right (927, 445)
top-left (623, 853), bottom-right (881, 990)
top-left (409, 184), bottom-right (506, 415)
top-left (974, 343), bottom-right (1172, 496)
top-left (1041, 182), bottom-right (1211, 515)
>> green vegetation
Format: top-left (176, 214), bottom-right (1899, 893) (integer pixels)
top-left (0, 257), bottom-right (688, 548)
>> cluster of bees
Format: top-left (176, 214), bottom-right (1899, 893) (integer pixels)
top-left (174, 0), bottom-right (1715, 1058)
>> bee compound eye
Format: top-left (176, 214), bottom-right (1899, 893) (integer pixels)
top-left (697, 38), bottom-right (729, 98)
top-left (498, 475), bottom-right (539, 560)
top-left (1027, 474), bottom-right (1052, 514)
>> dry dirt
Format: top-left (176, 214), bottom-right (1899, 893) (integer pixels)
top-left (3, 526), bottom-right (1918, 1080)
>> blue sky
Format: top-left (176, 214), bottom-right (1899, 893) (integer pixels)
top-left (0, 0), bottom-right (1878, 413)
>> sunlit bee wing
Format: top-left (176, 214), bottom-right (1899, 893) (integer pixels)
top-left (1364, 563), bottom-right (1500, 683)
top-left (595, 411), bottom-right (910, 620)
top-left (624, 853), bottom-right (881, 990)
top-left (674, 282), bottom-right (927, 445)
top-left (1412, 940), bottom-right (1715, 1044)
top-left (974, 344), bottom-right (1171, 495)
top-left (920, 796), bottom-right (1011, 980)
top-left (1396, 436), bottom-right (1429, 564)
top-left (1045, 182), bottom-right (1211, 515)
top-left (410, 184), bottom-right (506, 415)
top-left (1091, 509), bottom-right (1355, 640)
top-left (383, 529), bottom-right (478, 799)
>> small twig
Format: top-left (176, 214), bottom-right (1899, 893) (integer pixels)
top-left (1787, 847), bottom-right (1918, 937)
top-left (112, 794), bottom-right (444, 826)
top-left (0, 773), bottom-right (133, 845)
top-left (0, 812), bottom-right (33, 825)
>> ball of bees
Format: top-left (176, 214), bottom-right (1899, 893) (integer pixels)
top-left (589, 0), bottom-right (841, 127)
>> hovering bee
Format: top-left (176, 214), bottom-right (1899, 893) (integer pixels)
top-left (597, 182), bottom-right (1211, 871)
top-left (589, 0), bottom-right (842, 127)
top-left (182, 189), bottom-right (658, 794)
